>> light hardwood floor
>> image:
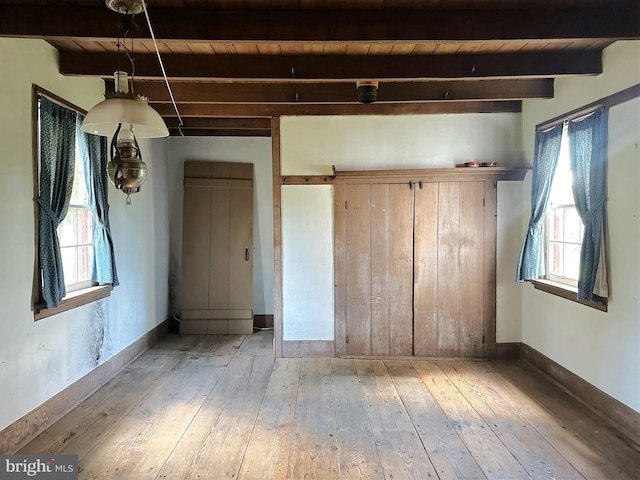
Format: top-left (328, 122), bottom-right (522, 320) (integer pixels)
top-left (19, 331), bottom-right (640, 480)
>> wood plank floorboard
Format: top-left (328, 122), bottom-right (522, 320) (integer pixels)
top-left (17, 332), bottom-right (640, 480)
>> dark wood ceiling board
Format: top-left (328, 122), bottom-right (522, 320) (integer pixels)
top-left (59, 51), bottom-right (602, 80)
top-left (3, 6), bottom-right (639, 42)
top-left (164, 117), bottom-right (272, 129)
top-left (46, 38), bottom-right (610, 55)
top-left (168, 128), bottom-right (272, 137)
top-left (152, 101), bottom-right (522, 116)
top-left (0, 0), bottom-right (635, 7)
top-left (138, 79), bottom-right (554, 103)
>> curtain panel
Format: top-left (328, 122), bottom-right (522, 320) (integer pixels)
top-left (37, 97), bottom-right (77, 308)
top-left (77, 116), bottom-right (120, 287)
top-left (516, 123), bottom-right (564, 282)
top-left (568, 108), bottom-right (608, 300)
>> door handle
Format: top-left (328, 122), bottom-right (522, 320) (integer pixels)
top-left (245, 248), bottom-right (250, 262)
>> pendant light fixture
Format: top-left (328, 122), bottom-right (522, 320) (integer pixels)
top-left (81, 0), bottom-right (169, 203)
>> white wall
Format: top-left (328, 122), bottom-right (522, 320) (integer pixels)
top-left (282, 185), bottom-right (334, 340)
top-left (280, 113), bottom-right (524, 341)
top-left (0, 38), bottom-right (170, 432)
top-left (281, 114), bottom-right (524, 175)
top-left (521, 40), bottom-right (640, 412)
top-left (167, 137), bottom-right (274, 316)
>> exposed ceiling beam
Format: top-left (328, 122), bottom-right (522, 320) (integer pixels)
top-left (163, 117), bottom-right (272, 130)
top-left (168, 129), bottom-right (271, 137)
top-left (61, 52), bottom-right (601, 81)
top-left (137, 79), bottom-right (553, 103)
top-left (152, 101), bottom-right (521, 117)
top-left (1, 6), bottom-right (638, 42)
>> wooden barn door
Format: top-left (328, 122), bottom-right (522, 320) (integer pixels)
top-left (338, 180), bottom-right (486, 358)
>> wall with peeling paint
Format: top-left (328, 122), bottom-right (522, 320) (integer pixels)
top-left (0, 37), bottom-right (170, 432)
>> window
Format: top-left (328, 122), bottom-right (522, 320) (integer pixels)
top-left (33, 86), bottom-right (117, 319)
top-left (57, 142), bottom-right (94, 292)
top-left (517, 106), bottom-right (608, 311)
top-left (545, 126), bottom-right (583, 288)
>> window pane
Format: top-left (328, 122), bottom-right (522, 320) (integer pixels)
top-left (565, 243), bottom-right (581, 281)
top-left (549, 242), bottom-right (564, 277)
top-left (60, 246), bottom-right (78, 286)
top-left (78, 208), bottom-right (94, 244)
top-left (565, 207), bottom-right (582, 244)
top-left (58, 209), bottom-right (77, 247)
top-left (77, 245), bottom-right (93, 283)
top-left (70, 145), bottom-right (90, 205)
top-left (548, 208), bottom-right (564, 241)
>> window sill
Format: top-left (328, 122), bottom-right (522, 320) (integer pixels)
top-left (34, 285), bottom-right (113, 321)
top-left (529, 279), bottom-right (607, 312)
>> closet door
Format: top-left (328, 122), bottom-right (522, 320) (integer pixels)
top-left (181, 161), bottom-right (253, 335)
top-left (338, 179), bottom-right (488, 358)
top-left (413, 181), bottom-right (485, 357)
top-left (343, 183), bottom-right (413, 356)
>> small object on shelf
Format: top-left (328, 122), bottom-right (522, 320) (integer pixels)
top-left (481, 162), bottom-right (497, 167)
top-left (464, 161), bottom-right (480, 167)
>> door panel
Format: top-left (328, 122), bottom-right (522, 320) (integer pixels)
top-left (370, 184), bottom-right (390, 356)
top-left (229, 186), bottom-right (254, 310)
top-left (388, 184), bottom-right (414, 356)
top-left (345, 184), bottom-right (372, 356)
top-left (459, 182), bottom-right (485, 358)
top-left (182, 185), bottom-right (211, 310)
top-left (413, 183), bottom-right (439, 356)
top-left (209, 187), bottom-right (231, 309)
top-left (437, 182), bottom-right (461, 357)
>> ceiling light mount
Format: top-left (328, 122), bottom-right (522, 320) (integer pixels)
top-left (105, 0), bottom-right (145, 15)
top-left (356, 80), bottom-right (379, 104)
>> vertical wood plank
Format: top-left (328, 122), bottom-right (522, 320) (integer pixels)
top-left (229, 185), bottom-right (254, 311)
top-left (288, 358), bottom-right (339, 479)
top-left (355, 360), bottom-right (439, 479)
top-left (483, 180), bottom-right (498, 358)
top-left (370, 184), bottom-right (390, 356)
top-left (346, 184), bottom-right (372, 356)
top-left (385, 360), bottom-right (486, 478)
top-left (182, 184), bottom-right (211, 310)
top-left (78, 356), bottom-right (227, 478)
top-left (209, 186), bottom-right (231, 310)
top-left (271, 117), bottom-right (283, 357)
top-left (333, 183), bottom-right (348, 357)
top-left (238, 358), bottom-right (301, 480)
top-left (459, 182), bottom-right (485, 358)
top-left (156, 356), bottom-right (274, 479)
top-left (331, 359), bottom-right (384, 479)
top-left (413, 182), bottom-right (439, 357)
top-left (388, 183), bottom-right (414, 355)
top-left (412, 361), bottom-right (529, 479)
top-left (439, 362), bottom-right (586, 480)
top-left (437, 182), bottom-right (461, 357)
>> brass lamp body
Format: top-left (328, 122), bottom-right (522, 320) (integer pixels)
top-left (108, 123), bottom-right (147, 195)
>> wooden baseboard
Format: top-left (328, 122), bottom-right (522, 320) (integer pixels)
top-left (519, 343), bottom-right (640, 450)
top-left (254, 314), bottom-right (274, 329)
top-left (0, 319), bottom-right (168, 454)
top-left (282, 340), bottom-right (334, 357)
top-left (496, 342), bottom-right (522, 360)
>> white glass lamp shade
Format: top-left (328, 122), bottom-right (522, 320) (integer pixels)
top-left (81, 96), bottom-right (169, 138)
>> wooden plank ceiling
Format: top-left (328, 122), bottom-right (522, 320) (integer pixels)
top-left (1, 0), bottom-right (638, 136)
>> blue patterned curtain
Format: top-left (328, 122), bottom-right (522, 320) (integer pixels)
top-left (77, 116), bottom-right (120, 286)
top-left (37, 97), bottom-right (77, 308)
top-left (568, 107), bottom-right (608, 300)
top-left (516, 123), bottom-right (564, 282)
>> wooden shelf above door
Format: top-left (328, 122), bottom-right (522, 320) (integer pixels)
top-left (281, 166), bottom-right (530, 185)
